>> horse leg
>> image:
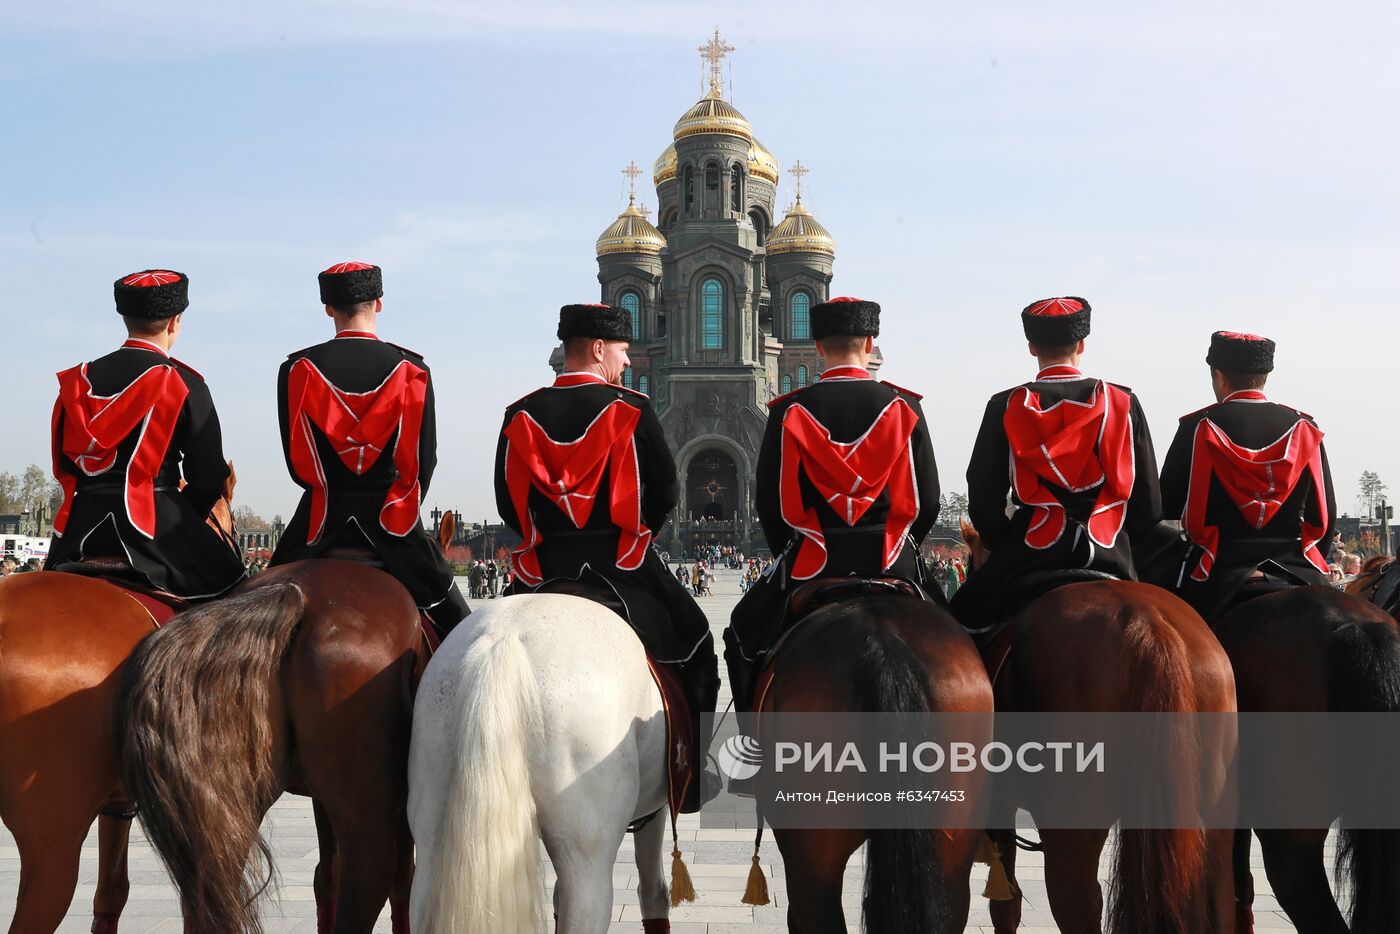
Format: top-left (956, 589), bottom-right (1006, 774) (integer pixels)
top-left (7, 822), bottom-right (86, 934)
top-left (933, 828), bottom-right (980, 931)
top-left (1233, 828), bottom-right (1255, 932)
top-left (774, 827), bottom-right (862, 934)
top-left (1039, 828), bottom-right (1109, 934)
top-left (1256, 828), bottom-right (1347, 934)
top-left (312, 800), bottom-right (339, 934)
top-left (986, 829), bottom-right (1023, 934)
top-left (387, 814), bottom-right (414, 934)
top-left (91, 815), bottom-right (132, 934)
top-left (544, 820), bottom-right (627, 934)
top-left (632, 811), bottom-right (669, 930)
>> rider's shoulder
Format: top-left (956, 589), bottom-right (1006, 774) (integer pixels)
top-left (612, 383), bottom-right (649, 402)
top-left (767, 386), bottom-right (803, 410)
top-left (1104, 379), bottom-right (1134, 395)
top-left (386, 341), bottom-right (426, 363)
top-left (168, 356), bottom-right (206, 383)
top-left (878, 379), bottom-right (924, 402)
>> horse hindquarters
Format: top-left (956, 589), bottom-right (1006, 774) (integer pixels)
top-left (408, 619), bottom-right (545, 934)
top-left (1330, 620), bottom-right (1400, 933)
top-left (116, 582), bottom-right (306, 934)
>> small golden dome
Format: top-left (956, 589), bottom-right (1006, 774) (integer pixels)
top-left (748, 138), bottom-right (780, 184)
top-left (596, 198), bottom-right (667, 257)
top-left (654, 144), bottom-right (678, 185)
top-left (767, 197), bottom-right (835, 256)
top-left (673, 91), bottom-right (754, 143)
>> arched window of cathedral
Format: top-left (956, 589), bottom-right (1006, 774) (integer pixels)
top-left (797, 364), bottom-right (809, 387)
top-left (700, 277), bottom-right (724, 350)
top-left (704, 161), bottom-right (720, 216)
top-left (638, 375), bottom-right (649, 395)
top-left (683, 166), bottom-right (694, 216)
top-left (730, 164), bottom-right (743, 213)
top-left (748, 208), bottom-right (766, 246)
top-left (790, 291), bottom-right (811, 340)
top-left (623, 368), bottom-right (634, 390)
top-left (781, 374), bottom-right (792, 394)
top-left (618, 291), bottom-right (642, 340)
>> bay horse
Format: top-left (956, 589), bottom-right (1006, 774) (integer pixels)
top-left (407, 593), bottom-right (679, 934)
top-left (0, 465), bottom-right (240, 934)
top-left (114, 515), bottom-right (454, 934)
top-left (1212, 585), bottom-right (1400, 934)
top-left (755, 586), bottom-right (994, 934)
top-left (962, 522), bottom-right (1238, 934)
top-left (1344, 555), bottom-right (1395, 617)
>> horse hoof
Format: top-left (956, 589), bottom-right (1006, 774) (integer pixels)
top-left (642, 920), bottom-right (671, 934)
top-left (91, 913), bottom-right (119, 934)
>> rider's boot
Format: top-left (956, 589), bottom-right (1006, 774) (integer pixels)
top-left (426, 581), bottom-right (471, 637)
top-left (679, 643), bottom-right (721, 813)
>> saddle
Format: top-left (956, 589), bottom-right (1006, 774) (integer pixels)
top-left (51, 556), bottom-right (188, 626)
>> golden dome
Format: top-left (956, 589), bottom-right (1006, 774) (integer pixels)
top-left (766, 197), bottom-right (835, 256)
top-left (596, 198), bottom-right (667, 257)
top-left (654, 144), bottom-right (677, 185)
top-left (673, 91), bottom-right (754, 143)
top-left (748, 138), bottom-right (780, 184)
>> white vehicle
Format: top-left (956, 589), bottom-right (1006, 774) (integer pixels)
top-left (2, 535), bottom-right (50, 562)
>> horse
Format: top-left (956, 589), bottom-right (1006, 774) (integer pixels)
top-left (962, 521), bottom-right (1239, 934)
top-left (114, 514), bottom-right (455, 934)
top-left (754, 584), bottom-right (995, 934)
top-left (1211, 585), bottom-right (1400, 933)
top-left (407, 593), bottom-right (684, 934)
top-left (1344, 555), bottom-right (1395, 614)
top-left (0, 464), bottom-right (239, 934)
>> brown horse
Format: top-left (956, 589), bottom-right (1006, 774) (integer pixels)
top-left (963, 523), bottom-right (1238, 934)
top-left (1214, 585), bottom-right (1400, 934)
top-left (1344, 555), bottom-right (1394, 612)
top-left (0, 465), bottom-right (239, 934)
top-left (756, 587), bottom-right (994, 933)
top-left (115, 517), bottom-right (454, 934)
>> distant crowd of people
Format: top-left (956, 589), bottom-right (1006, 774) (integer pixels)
top-left (0, 556), bottom-right (42, 576)
top-left (464, 559), bottom-right (512, 600)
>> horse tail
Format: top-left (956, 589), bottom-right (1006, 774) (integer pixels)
top-left (412, 625), bottom-right (544, 934)
top-left (116, 582), bottom-right (306, 934)
top-left (1329, 618), bottom-right (1400, 933)
top-left (1107, 608), bottom-right (1210, 934)
top-left (855, 624), bottom-right (951, 934)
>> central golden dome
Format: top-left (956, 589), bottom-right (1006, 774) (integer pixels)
top-left (596, 199), bottom-right (667, 257)
top-left (767, 197), bottom-right (835, 256)
top-left (672, 91), bottom-right (754, 143)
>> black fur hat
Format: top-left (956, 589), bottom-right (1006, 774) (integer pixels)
top-left (1021, 296), bottom-right (1091, 346)
top-left (114, 270), bottom-right (190, 320)
top-left (810, 296), bottom-right (880, 340)
top-left (319, 261), bottom-right (383, 307)
top-left (1207, 331), bottom-right (1275, 373)
top-left (557, 303), bottom-right (632, 341)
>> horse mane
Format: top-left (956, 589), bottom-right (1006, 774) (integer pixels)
top-left (1361, 555), bottom-right (1393, 575)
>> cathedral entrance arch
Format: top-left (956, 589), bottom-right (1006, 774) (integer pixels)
top-left (687, 449), bottom-right (738, 521)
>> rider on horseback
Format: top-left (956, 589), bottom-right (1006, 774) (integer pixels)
top-left (44, 270), bottom-right (246, 599)
top-left (268, 262), bottom-right (470, 635)
top-left (725, 296), bottom-right (944, 716)
top-left (1158, 331), bottom-right (1337, 623)
top-left (493, 302), bottom-right (720, 812)
top-left (949, 296), bottom-right (1162, 632)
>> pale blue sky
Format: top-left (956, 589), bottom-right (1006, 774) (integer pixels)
top-left (3, 2), bottom-right (1397, 524)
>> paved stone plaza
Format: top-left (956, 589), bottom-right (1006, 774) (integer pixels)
top-left (3, 569), bottom-right (1318, 931)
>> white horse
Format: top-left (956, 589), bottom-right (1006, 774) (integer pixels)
top-left (408, 593), bottom-right (683, 934)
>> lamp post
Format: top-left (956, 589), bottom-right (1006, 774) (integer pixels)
top-left (430, 506), bottom-right (442, 535)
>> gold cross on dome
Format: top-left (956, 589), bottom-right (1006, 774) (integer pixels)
top-left (622, 161), bottom-right (643, 203)
top-left (699, 28), bottom-right (734, 97)
top-left (789, 160), bottom-right (809, 202)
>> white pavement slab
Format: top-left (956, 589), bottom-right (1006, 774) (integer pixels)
top-left (1, 568), bottom-right (1316, 931)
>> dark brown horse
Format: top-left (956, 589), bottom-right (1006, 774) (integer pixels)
top-left (115, 510), bottom-right (451, 934)
top-left (963, 523), bottom-right (1238, 934)
top-left (1214, 585), bottom-right (1400, 934)
top-left (0, 466), bottom-right (240, 934)
top-left (1345, 555), bottom-right (1395, 614)
top-left (756, 588), bottom-right (994, 933)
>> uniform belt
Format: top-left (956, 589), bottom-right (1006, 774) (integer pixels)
top-left (78, 480), bottom-right (178, 494)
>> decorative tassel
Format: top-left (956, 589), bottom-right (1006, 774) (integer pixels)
top-left (670, 847), bottom-right (697, 906)
top-left (741, 852), bottom-right (770, 906)
top-left (973, 833), bottom-right (995, 865)
top-left (981, 841), bottom-right (1017, 902)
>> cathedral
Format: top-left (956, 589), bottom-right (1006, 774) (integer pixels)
top-left (558, 30), bottom-right (878, 556)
